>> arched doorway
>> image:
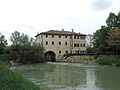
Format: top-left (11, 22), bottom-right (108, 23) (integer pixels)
top-left (44, 51), bottom-right (56, 62)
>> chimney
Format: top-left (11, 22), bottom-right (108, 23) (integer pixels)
top-left (71, 29), bottom-right (74, 32)
top-left (62, 29), bottom-right (64, 31)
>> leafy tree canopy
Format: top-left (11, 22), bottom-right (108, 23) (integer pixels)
top-left (0, 33), bottom-right (7, 54)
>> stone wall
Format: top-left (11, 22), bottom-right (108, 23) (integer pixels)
top-left (56, 55), bottom-right (96, 64)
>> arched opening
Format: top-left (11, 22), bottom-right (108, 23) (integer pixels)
top-left (44, 51), bottom-right (56, 62)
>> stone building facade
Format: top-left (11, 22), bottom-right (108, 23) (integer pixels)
top-left (35, 29), bottom-right (87, 61)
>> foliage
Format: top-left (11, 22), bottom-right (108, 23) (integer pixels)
top-left (0, 65), bottom-right (42, 90)
top-left (0, 33), bottom-right (7, 54)
top-left (95, 55), bottom-right (120, 65)
top-left (107, 29), bottom-right (120, 54)
top-left (106, 12), bottom-right (120, 29)
top-left (10, 31), bottom-right (35, 46)
top-left (93, 12), bottom-right (120, 55)
top-left (9, 31), bottom-right (46, 63)
top-left (93, 26), bottom-right (109, 53)
top-left (86, 46), bottom-right (95, 53)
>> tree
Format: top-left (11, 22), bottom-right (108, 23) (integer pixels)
top-left (117, 11), bottom-right (120, 29)
top-left (93, 26), bottom-right (109, 53)
top-left (107, 29), bottom-right (120, 54)
top-left (0, 33), bottom-right (7, 54)
top-left (106, 12), bottom-right (120, 29)
top-left (10, 31), bottom-right (45, 63)
top-left (10, 31), bottom-right (21, 46)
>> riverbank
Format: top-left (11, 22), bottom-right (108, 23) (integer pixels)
top-left (58, 55), bottom-right (97, 64)
top-left (0, 64), bottom-right (42, 90)
top-left (95, 55), bottom-right (120, 66)
top-left (58, 55), bottom-right (120, 66)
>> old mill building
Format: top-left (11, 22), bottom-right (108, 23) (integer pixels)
top-left (35, 29), bottom-right (87, 61)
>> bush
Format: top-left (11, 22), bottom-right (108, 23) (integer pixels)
top-left (95, 55), bottom-right (120, 65)
top-left (0, 54), bottom-right (10, 63)
top-left (9, 45), bottom-right (46, 64)
top-left (0, 65), bottom-right (42, 90)
top-left (86, 47), bottom-right (95, 53)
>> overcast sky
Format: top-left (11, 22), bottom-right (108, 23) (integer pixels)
top-left (0, 0), bottom-right (120, 42)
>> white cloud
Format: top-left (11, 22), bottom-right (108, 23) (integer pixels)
top-left (91, 0), bottom-right (112, 11)
top-left (0, 0), bottom-right (120, 43)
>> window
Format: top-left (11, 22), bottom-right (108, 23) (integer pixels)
top-left (81, 36), bottom-right (82, 39)
top-left (78, 36), bottom-right (79, 39)
top-left (74, 44), bottom-right (79, 47)
top-left (52, 35), bottom-right (54, 38)
top-left (65, 42), bottom-right (67, 45)
top-left (83, 44), bottom-right (85, 47)
top-left (83, 36), bottom-right (85, 39)
top-left (46, 35), bottom-right (48, 38)
top-left (81, 44), bottom-right (82, 47)
top-left (59, 51), bottom-right (61, 54)
top-left (59, 35), bottom-right (61, 38)
top-left (46, 41), bottom-right (48, 45)
top-left (65, 36), bottom-right (67, 38)
top-left (59, 42), bottom-right (61, 45)
top-left (81, 36), bottom-right (85, 39)
top-left (74, 44), bottom-right (76, 47)
top-left (70, 36), bottom-right (72, 39)
top-left (74, 36), bottom-right (76, 39)
top-left (65, 50), bottom-right (68, 54)
top-left (52, 41), bottom-right (54, 45)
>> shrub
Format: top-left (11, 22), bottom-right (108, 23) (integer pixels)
top-left (95, 55), bottom-right (120, 65)
top-left (0, 65), bottom-right (42, 90)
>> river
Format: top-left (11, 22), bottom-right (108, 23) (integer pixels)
top-left (13, 62), bottom-right (120, 90)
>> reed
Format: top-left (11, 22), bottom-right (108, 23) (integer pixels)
top-left (0, 65), bottom-right (42, 90)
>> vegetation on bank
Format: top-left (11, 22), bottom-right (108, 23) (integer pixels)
top-left (95, 55), bottom-right (120, 66)
top-left (86, 11), bottom-right (120, 65)
top-left (0, 31), bottom-right (46, 65)
top-left (0, 32), bottom-right (44, 90)
top-left (0, 64), bottom-right (42, 90)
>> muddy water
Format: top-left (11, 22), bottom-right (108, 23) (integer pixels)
top-left (13, 62), bottom-right (120, 90)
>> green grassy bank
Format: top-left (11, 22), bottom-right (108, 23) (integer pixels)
top-left (95, 55), bottom-right (120, 66)
top-left (0, 65), bottom-right (42, 90)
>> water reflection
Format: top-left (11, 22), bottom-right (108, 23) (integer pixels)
top-left (95, 66), bottom-right (120, 90)
top-left (14, 63), bottom-right (120, 90)
top-left (45, 64), bottom-right (86, 88)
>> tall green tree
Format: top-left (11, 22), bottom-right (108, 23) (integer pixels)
top-left (117, 11), bottom-right (120, 29)
top-left (93, 12), bottom-right (120, 54)
top-left (10, 31), bottom-right (45, 63)
top-left (93, 26), bottom-right (109, 53)
top-left (10, 31), bottom-right (21, 46)
top-left (106, 12), bottom-right (120, 29)
top-left (10, 31), bottom-right (35, 46)
top-left (107, 29), bottom-right (120, 54)
top-left (0, 33), bottom-right (7, 54)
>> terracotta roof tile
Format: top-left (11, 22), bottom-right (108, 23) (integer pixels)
top-left (35, 30), bottom-right (86, 37)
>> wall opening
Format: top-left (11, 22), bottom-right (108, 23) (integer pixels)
top-left (44, 51), bottom-right (56, 62)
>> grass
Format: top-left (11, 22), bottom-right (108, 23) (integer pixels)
top-left (0, 65), bottom-right (42, 90)
top-left (95, 55), bottom-right (120, 65)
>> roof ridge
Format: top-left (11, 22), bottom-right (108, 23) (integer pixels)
top-left (35, 30), bottom-right (87, 37)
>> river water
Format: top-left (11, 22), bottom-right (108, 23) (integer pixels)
top-left (13, 62), bottom-right (120, 90)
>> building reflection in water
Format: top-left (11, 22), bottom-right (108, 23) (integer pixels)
top-left (45, 64), bottom-right (86, 88)
top-left (15, 63), bottom-right (106, 90)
